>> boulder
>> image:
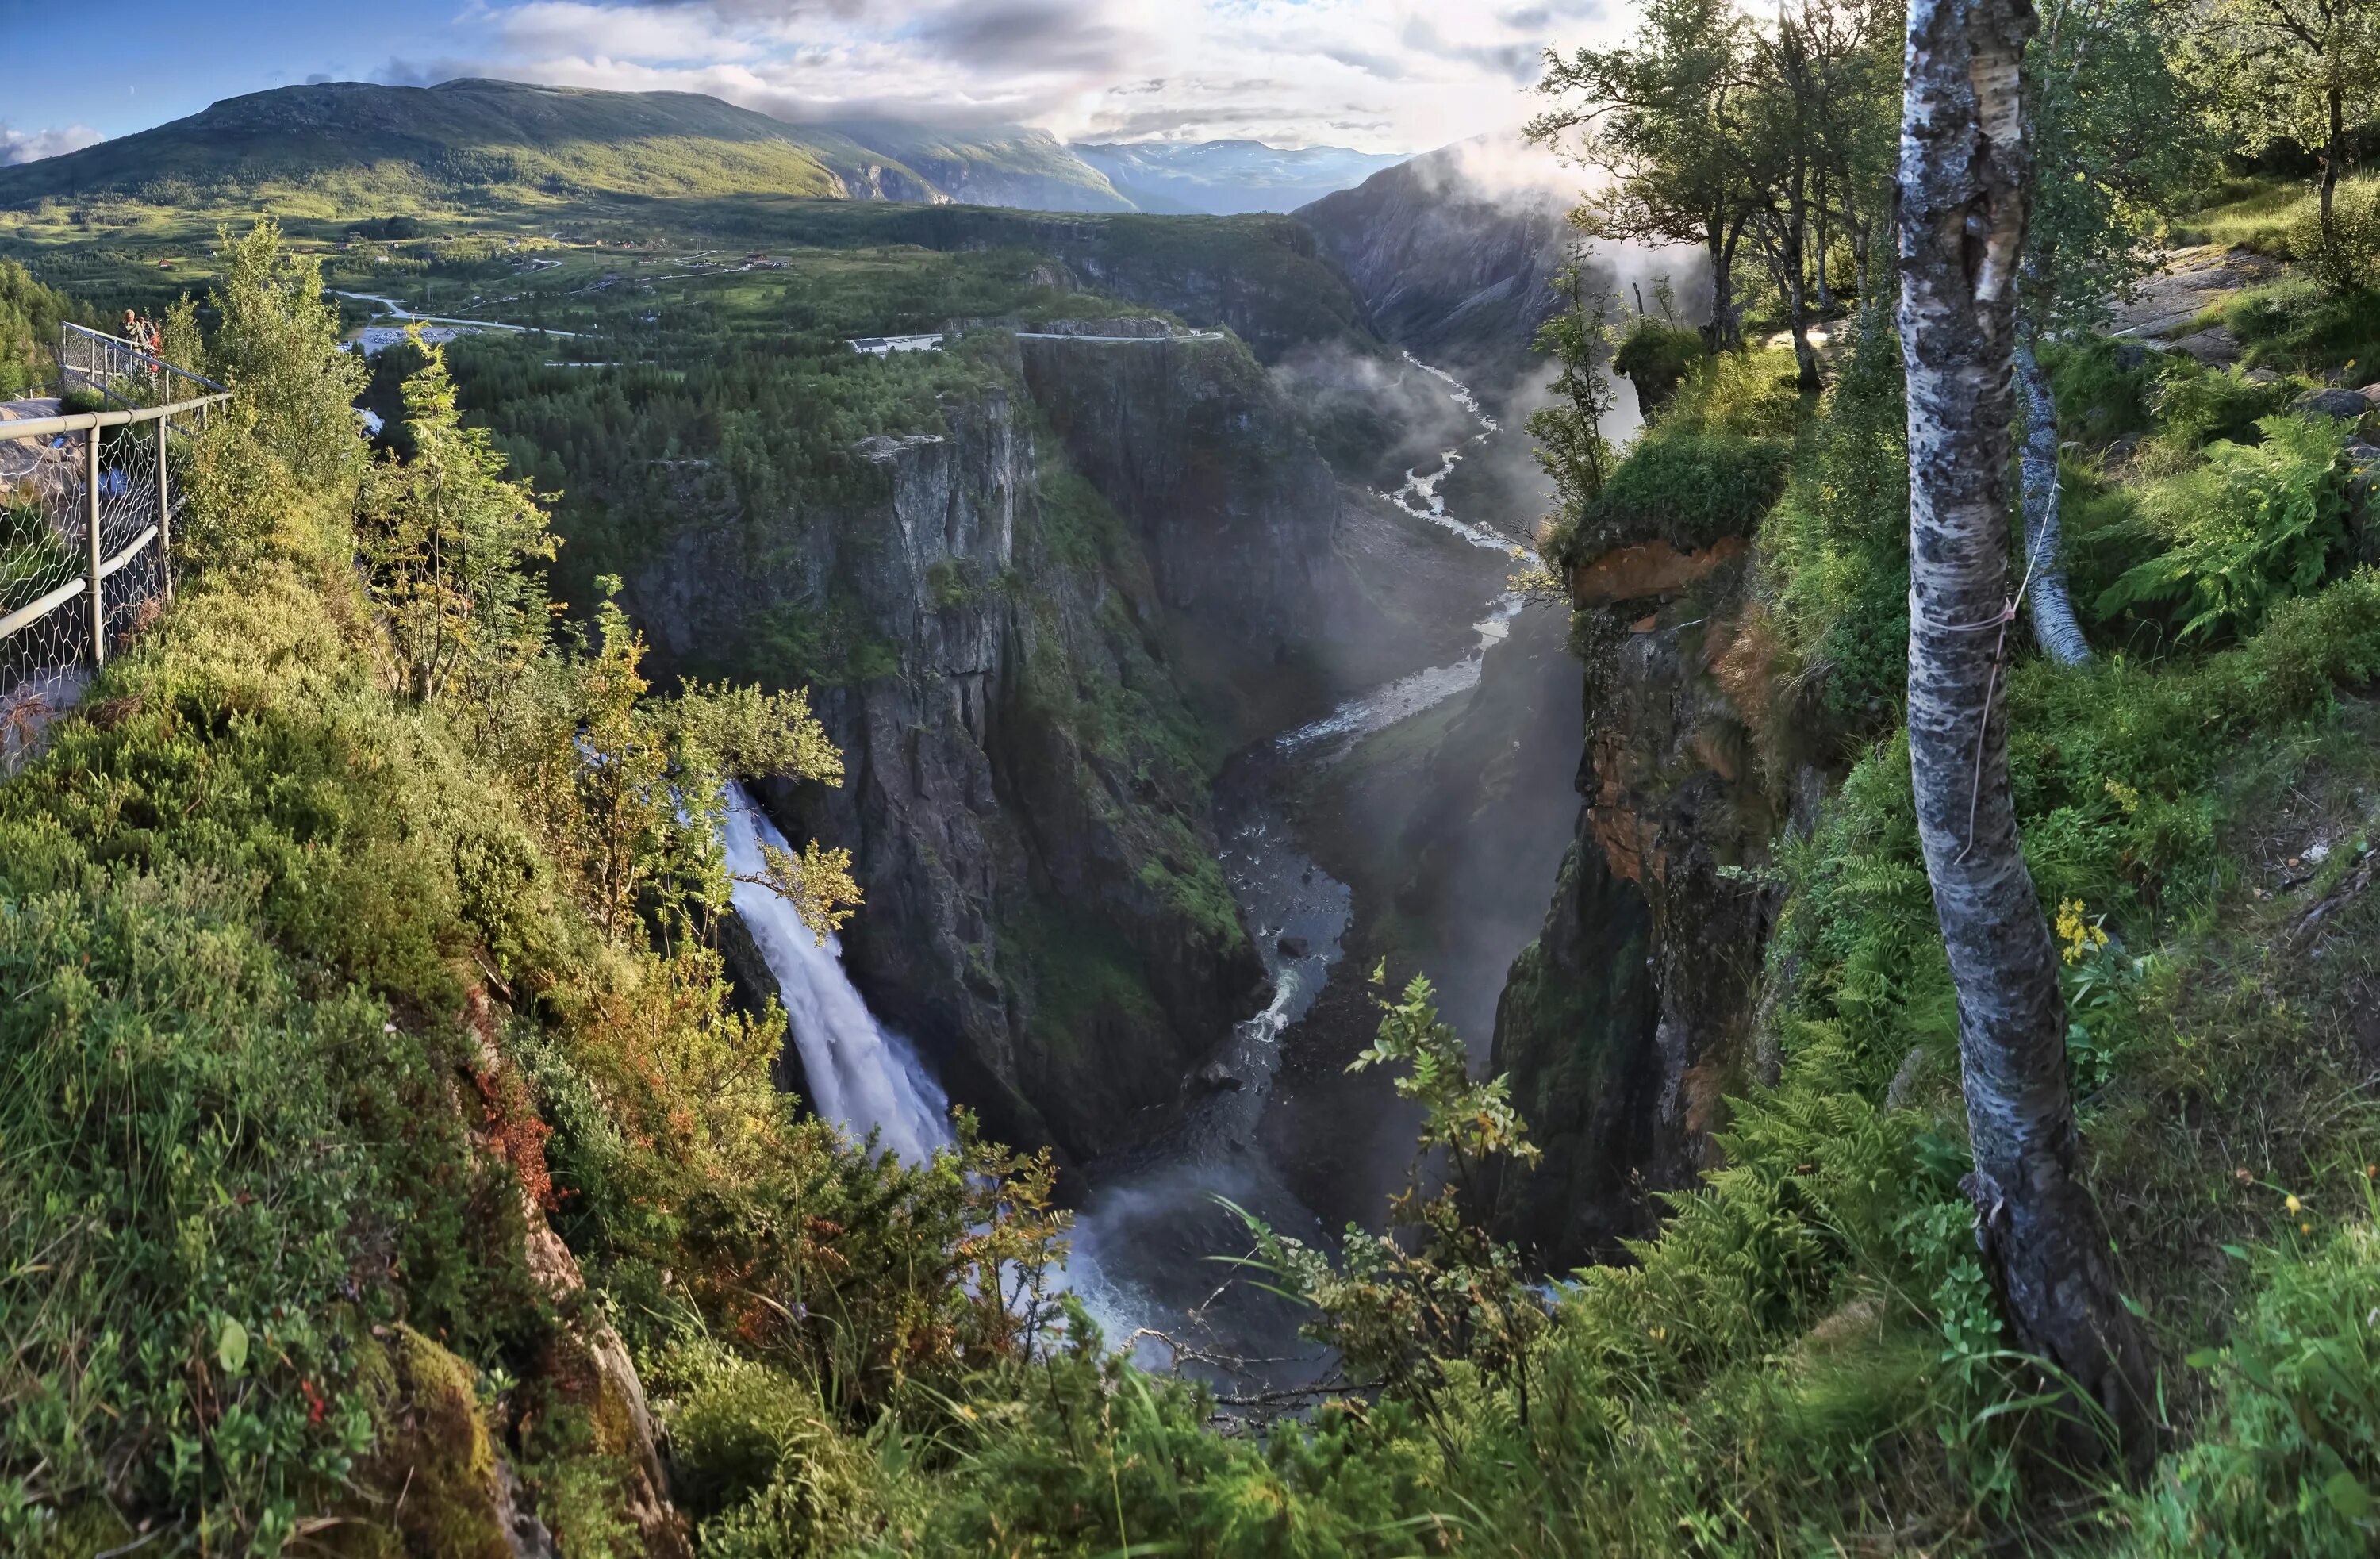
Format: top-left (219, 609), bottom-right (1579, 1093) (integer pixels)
top-left (1195, 1058), bottom-right (1246, 1092)
top-left (2294, 386), bottom-right (2370, 421)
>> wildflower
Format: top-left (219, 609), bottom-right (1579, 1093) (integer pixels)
top-left (2057, 898), bottom-right (2110, 965)
top-left (2286, 1193), bottom-right (2301, 1214)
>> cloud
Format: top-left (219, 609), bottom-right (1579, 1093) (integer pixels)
top-left (391, 0), bottom-right (1631, 151)
top-left (0, 125), bottom-right (102, 165)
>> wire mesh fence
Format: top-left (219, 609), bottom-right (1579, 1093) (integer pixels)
top-left (3, 328), bottom-right (231, 767)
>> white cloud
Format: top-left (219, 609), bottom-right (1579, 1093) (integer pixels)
top-left (387, 0), bottom-right (1624, 152)
top-left (1, 124), bottom-right (103, 166)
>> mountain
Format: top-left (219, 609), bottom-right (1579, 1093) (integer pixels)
top-left (820, 120), bottom-right (1129, 213)
top-left (1068, 140), bottom-right (1409, 214)
top-left (0, 79), bottom-right (1132, 214)
top-left (1295, 139), bottom-right (1580, 394)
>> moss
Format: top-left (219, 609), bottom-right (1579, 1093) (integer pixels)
top-left (332, 1327), bottom-right (512, 1559)
top-left (1001, 894), bottom-right (1165, 1069)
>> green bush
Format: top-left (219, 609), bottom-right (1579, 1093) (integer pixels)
top-left (1760, 309), bottom-right (1910, 732)
top-left (2041, 336), bottom-right (2159, 440)
top-left (2098, 413), bottom-right (2351, 643)
top-left (1612, 317), bottom-right (1706, 420)
top-left (2286, 183), bottom-right (2380, 297)
top-left (1572, 428), bottom-right (1790, 555)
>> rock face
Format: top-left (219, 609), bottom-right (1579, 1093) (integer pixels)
top-left (1019, 332), bottom-right (1341, 728)
top-left (1296, 143), bottom-right (1580, 394)
top-left (623, 329), bottom-right (1365, 1161)
top-left (1488, 563), bottom-right (1791, 1265)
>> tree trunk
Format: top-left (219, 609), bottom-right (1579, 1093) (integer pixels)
top-left (2322, 83), bottom-right (2344, 224)
top-left (1816, 212), bottom-right (1834, 311)
top-left (1898, 0), bottom-right (2150, 1467)
top-left (1785, 221), bottom-right (1821, 391)
top-left (1702, 227), bottom-right (1729, 350)
top-left (2014, 331), bottom-right (2090, 665)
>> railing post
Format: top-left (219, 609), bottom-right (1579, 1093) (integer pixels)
top-left (157, 411), bottom-right (174, 603)
top-left (87, 425), bottom-right (104, 666)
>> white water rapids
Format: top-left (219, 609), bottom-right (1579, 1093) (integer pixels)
top-left (720, 783), bottom-right (954, 1164)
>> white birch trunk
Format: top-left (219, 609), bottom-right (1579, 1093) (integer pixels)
top-left (1898, 0), bottom-right (2148, 1461)
top-left (2014, 332), bottom-right (2091, 665)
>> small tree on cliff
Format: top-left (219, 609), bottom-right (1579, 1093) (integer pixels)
top-left (1530, 259), bottom-right (1622, 547)
top-left (1532, 0), bottom-right (1761, 349)
top-left (1897, 0), bottom-right (2152, 1462)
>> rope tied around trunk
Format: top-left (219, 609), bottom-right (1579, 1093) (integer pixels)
top-left (1911, 516), bottom-right (2053, 863)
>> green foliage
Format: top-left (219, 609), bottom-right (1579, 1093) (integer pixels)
top-left (1528, 261), bottom-right (1622, 538)
top-left (0, 561), bottom-right (553, 1550)
top-left (1760, 306), bottom-right (1910, 732)
top-left (0, 493), bottom-right (71, 617)
top-left (358, 335), bottom-right (558, 702)
top-left (203, 220), bottom-right (365, 491)
top-left (2098, 413), bottom-right (2351, 643)
top-left (1611, 314), bottom-right (1706, 418)
top-left (2154, 362), bottom-right (2301, 447)
top-left (2024, 0), bottom-right (2214, 331)
top-left (1245, 970), bottom-right (1548, 1418)
top-left (0, 258), bottom-right (87, 397)
top-left (1577, 427), bottom-right (1791, 554)
top-left (2040, 335), bottom-right (2159, 441)
top-left (2120, 1216), bottom-right (2380, 1557)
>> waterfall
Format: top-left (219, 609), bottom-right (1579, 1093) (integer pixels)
top-left (720, 781), bottom-right (955, 1163)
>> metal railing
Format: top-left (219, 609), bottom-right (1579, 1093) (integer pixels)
top-left (4, 327), bottom-right (232, 764)
top-left (62, 321), bottom-right (228, 408)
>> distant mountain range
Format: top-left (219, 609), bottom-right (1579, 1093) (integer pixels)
top-left (1067, 141), bottom-right (1409, 215)
top-left (0, 79), bottom-right (1404, 217)
top-left (0, 79), bottom-right (1130, 213)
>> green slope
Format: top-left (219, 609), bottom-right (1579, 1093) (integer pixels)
top-left (0, 78), bottom-right (1129, 217)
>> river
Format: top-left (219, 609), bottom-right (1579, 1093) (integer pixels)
top-left (1058, 360), bottom-right (1552, 1387)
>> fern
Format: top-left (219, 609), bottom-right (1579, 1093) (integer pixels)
top-left (2097, 413), bottom-right (2351, 643)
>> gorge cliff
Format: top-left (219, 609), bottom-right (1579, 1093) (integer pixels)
top-left (615, 324), bottom-right (1458, 1163)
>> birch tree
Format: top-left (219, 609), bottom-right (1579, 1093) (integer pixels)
top-left (2013, 0), bottom-right (2207, 665)
top-left (1898, 0), bottom-right (2152, 1460)
top-left (1531, 0), bottom-right (1762, 349)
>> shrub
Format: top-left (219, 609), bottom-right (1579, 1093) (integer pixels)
top-left (2286, 182), bottom-right (2380, 297)
top-left (2041, 336), bottom-right (2159, 440)
top-left (2098, 413), bottom-right (2351, 643)
top-left (1760, 308), bottom-right (1910, 732)
top-left (1612, 317), bottom-right (1706, 420)
top-left (1571, 429), bottom-right (1790, 556)
top-left (2153, 363), bottom-right (2298, 448)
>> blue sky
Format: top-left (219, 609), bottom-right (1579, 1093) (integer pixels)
top-left (0, 0), bottom-right (1614, 162)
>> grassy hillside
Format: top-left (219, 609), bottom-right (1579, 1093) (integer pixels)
top-left (0, 79), bottom-right (1130, 223)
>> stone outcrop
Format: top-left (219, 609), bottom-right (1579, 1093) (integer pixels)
top-left (1488, 554), bottom-right (1795, 1265)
